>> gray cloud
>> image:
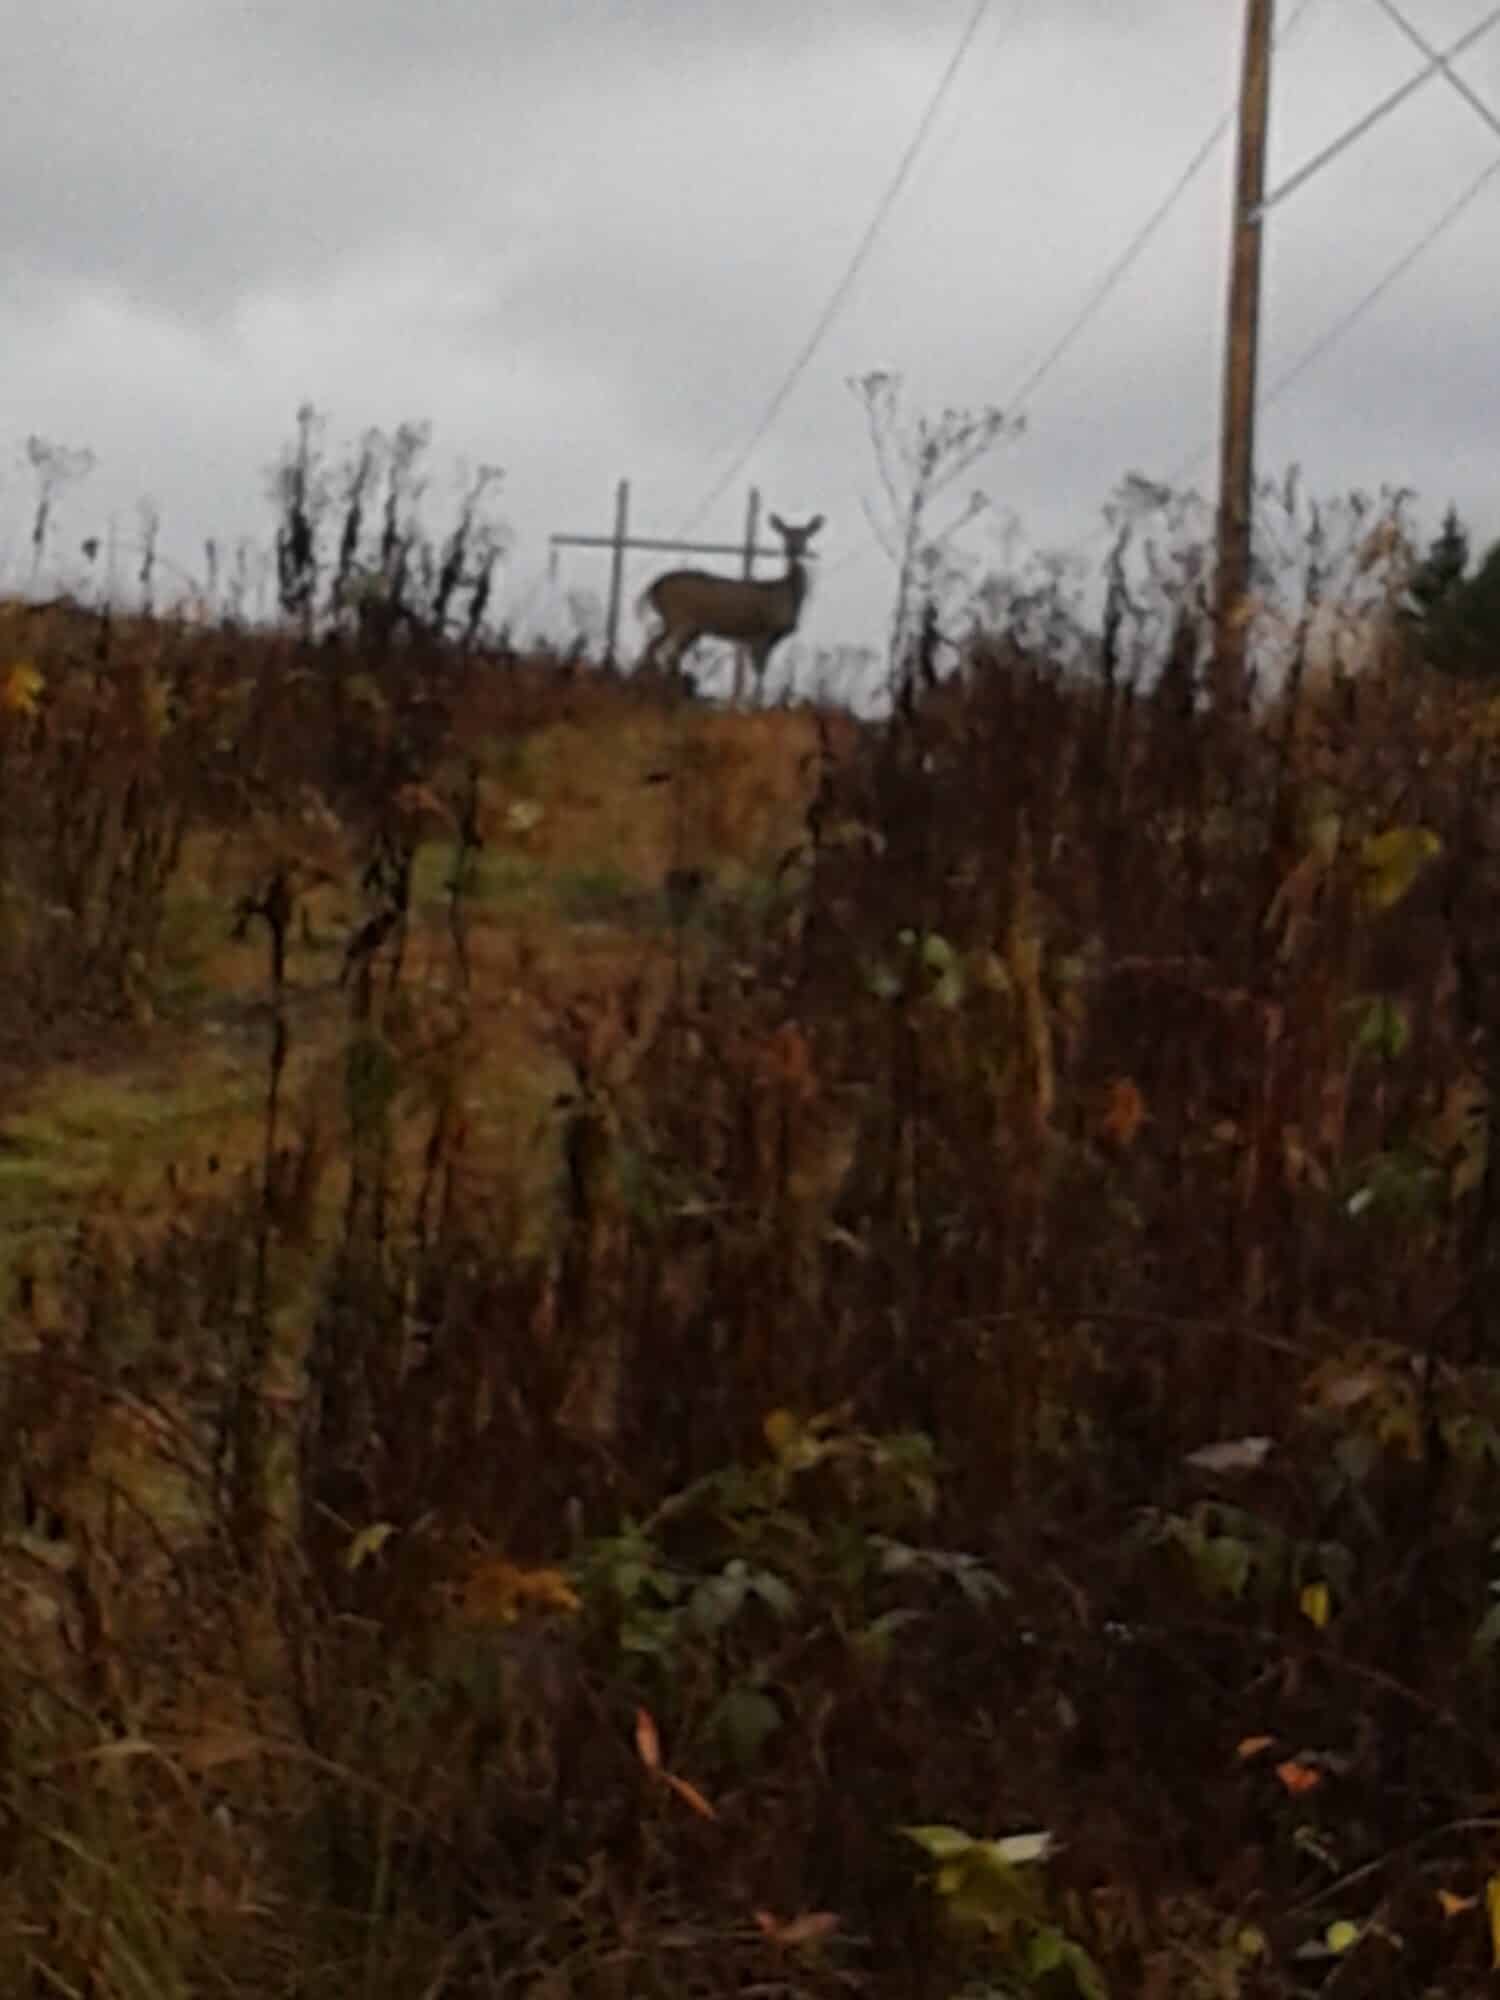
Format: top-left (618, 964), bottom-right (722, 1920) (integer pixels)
top-left (1, 0), bottom-right (1496, 661)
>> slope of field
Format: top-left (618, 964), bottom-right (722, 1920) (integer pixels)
top-left (4, 599), bottom-right (1500, 1998)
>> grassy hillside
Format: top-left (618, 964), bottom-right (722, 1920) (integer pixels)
top-left (3, 593), bottom-right (1500, 1997)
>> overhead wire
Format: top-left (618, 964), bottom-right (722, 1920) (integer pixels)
top-left (1004, 0), bottom-right (1325, 426)
top-left (676, 0), bottom-right (1003, 538)
top-left (1367, 0), bottom-right (1500, 146)
top-left (1254, 3), bottom-right (1500, 221)
top-left (1152, 147), bottom-right (1500, 498)
top-left (1261, 148), bottom-right (1500, 429)
top-left (1061, 140), bottom-right (1500, 572)
top-left (821, 0), bottom-right (1327, 584)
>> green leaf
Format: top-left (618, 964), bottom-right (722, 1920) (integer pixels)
top-left (1471, 1600), bottom-right (1500, 1661)
top-left (899, 1823), bottom-right (976, 1863)
top-left (747, 1567), bottom-right (798, 1619)
top-left (688, 1561), bottom-right (750, 1633)
top-left (854, 1608), bottom-right (925, 1664)
top-left (1196, 1534), bottom-right (1253, 1601)
top-left (988, 1832), bottom-right (1056, 1865)
top-left (899, 1825), bottom-right (1057, 1940)
top-left (1351, 995), bottom-right (1410, 1062)
top-left (711, 1685), bottom-right (782, 1767)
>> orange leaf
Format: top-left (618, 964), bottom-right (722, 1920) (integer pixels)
top-left (1437, 1889), bottom-right (1476, 1918)
top-left (1275, 1759), bottom-right (1322, 1795)
top-left (761, 1022), bottom-right (818, 1101)
top-left (173, 1727), bottom-right (263, 1773)
top-left (756, 1910), bottom-right (841, 1949)
top-left (1236, 1735), bottom-right (1275, 1761)
top-left (1098, 1076), bottom-right (1147, 1149)
top-left (634, 1706), bottom-right (662, 1772)
top-left (663, 1771), bottom-right (717, 1821)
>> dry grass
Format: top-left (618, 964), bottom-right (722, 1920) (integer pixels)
top-left (3, 592), bottom-right (1500, 1997)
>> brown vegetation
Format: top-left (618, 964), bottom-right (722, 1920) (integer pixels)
top-left (2, 585), bottom-right (1500, 1997)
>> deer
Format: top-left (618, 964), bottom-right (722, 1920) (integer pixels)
top-left (637, 512), bottom-right (824, 704)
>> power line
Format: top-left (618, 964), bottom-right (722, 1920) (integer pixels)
top-left (677, 0), bottom-right (1002, 537)
top-left (1120, 145), bottom-right (1500, 518)
top-left (1261, 152), bottom-right (1500, 411)
top-left (1256, 5), bottom-right (1500, 221)
top-left (882, 0), bottom-right (1035, 224)
top-left (824, 0), bottom-right (1327, 584)
top-left (1369, 0), bottom-right (1500, 146)
top-left (1004, 0), bottom-right (1325, 424)
top-left (1004, 123), bottom-right (1235, 421)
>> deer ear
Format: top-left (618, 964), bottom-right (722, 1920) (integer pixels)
top-left (807, 515), bottom-right (825, 536)
top-left (768, 512), bottom-right (786, 534)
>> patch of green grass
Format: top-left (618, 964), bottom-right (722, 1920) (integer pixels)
top-left (553, 863), bottom-right (647, 923)
top-left (467, 850), bottom-right (551, 908)
top-left (468, 731), bottom-right (536, 788)
top-left (152, 888), bottom-right (229, 1012)
top-left (411, 843), bottom-right (548, 914)
top-left (0, 1062), bottom-right (263, 1244)
top-left (411, 841), bottom-right (654, 928)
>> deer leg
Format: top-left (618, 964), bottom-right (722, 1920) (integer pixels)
top-left (667, 630), bottom-right (699, 689)
top-left (639, 624), bottom-right (682, 680)
top-left (748, 639), bottom-right (772, 709)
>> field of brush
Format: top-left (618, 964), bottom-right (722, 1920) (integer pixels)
top-left (3, 583), bottom-right (1500, 1999)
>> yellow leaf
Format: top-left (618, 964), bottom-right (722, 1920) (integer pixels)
top-left (1300, 1582), bottom-right (1331, 1630)
top-left (1359, 826), bottom-right (1441, 914)
top-left (1309, 812), bottom-right (1343, 863)
top-left (2, 661), bottom-right (43, 716)
top-left (141, 669), bottom-right (171, 741)
top-left (1236, 1735), bottom-right (1275, 1761)
top-left (343, 672), bottom-right (388, 712)
top-left (344, 1521), bottom-right (398, 1572)
top-left (1486, 1874), bottom-right (1500, 1969)
top-left (763, 1409), bottom-right (801, 1458)
top-left (1326, 1920), bottom-right (1359, 1955)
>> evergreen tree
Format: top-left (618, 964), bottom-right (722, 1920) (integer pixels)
top-left (1406, 504), bottom-right (1469, 625)
top-left (1401, 507), bottom-right (1500, 679)
top-left (1440, 538), bottom-right (1500, 679)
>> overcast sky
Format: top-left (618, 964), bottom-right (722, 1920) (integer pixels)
top-left (2, 0), bottom-right (1497, 675)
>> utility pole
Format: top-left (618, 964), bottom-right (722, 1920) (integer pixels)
top-left (1215, 0), bottom-right (1275, 715)
top-left (734, 486), bottom-right (761, 704)
top-left (603, 478), bottom-right (630, 666)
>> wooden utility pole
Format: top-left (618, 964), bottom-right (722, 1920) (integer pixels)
top-left (734, 486), bottom-right (761, 704)
top-left (1215, 0), bottom-right (1275, 715)
top-left (603, 478), bottom-right (631, 665)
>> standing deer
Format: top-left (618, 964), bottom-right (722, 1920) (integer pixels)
top-left (637, 512), bottom-right (824, 704)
